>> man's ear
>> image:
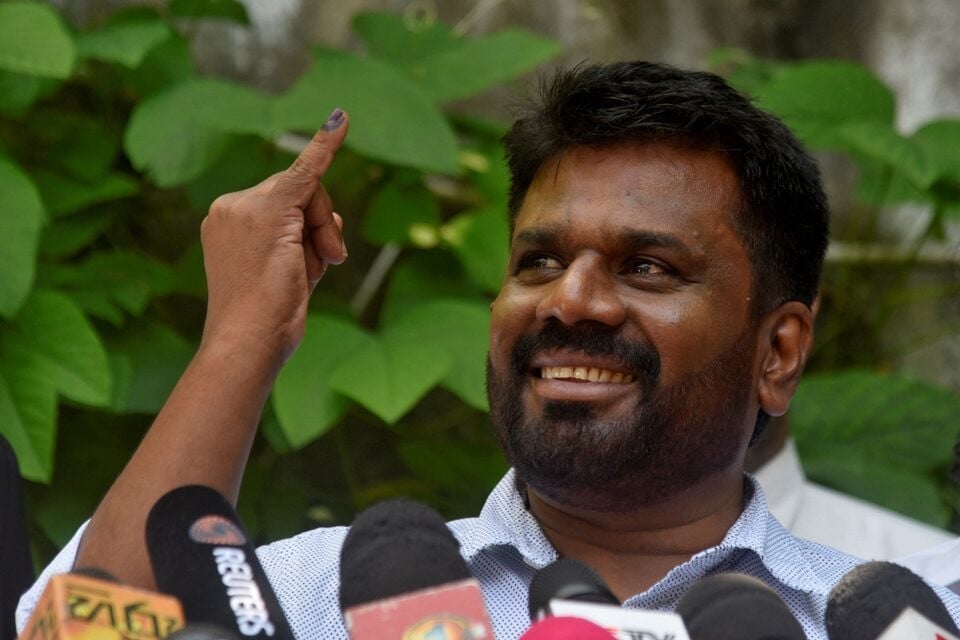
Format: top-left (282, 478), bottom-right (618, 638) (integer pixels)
top-left (756, 300), bottom-right (815, 418)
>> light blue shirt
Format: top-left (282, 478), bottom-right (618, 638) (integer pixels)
top-left (18, 470), bottom-right (960, 639)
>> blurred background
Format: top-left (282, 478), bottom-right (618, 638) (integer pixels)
top-left (1, 0), bottom-right (958, 569)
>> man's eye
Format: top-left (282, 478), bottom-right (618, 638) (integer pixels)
top-left (518, 254), bottom-right (562, 272)
top-left (627, 259), bottom-right (667, 276)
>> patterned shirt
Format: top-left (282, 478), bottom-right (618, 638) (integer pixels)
top-left (17, 471), bottom-right (960, 639)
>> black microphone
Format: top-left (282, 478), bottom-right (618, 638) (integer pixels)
top-left (826, 561), bottom-right (960, 640)
top-left (528, 557), bottom-right (619, 621)
top-left (145, 485), bottom-right (294, 640)
top-left (528, 557), bottom-right (689, 638)
top-left (338, 498), bottom-right (494, 639)
top-left (676, 572), bottom-right (805, 639)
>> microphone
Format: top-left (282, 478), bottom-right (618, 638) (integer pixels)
top-left (528, 558), bottom-right (690, 640)
top-left (338, 498), bottom-right (495, 640)
top-left (520, 616), bottom-right (617, 639)
top-left (17, 568), bottom-right (184, 639)
top-left (675, 572), bottom-right (805, 640)
top-left (826, 561), bottom-right (960, 640)
top-left (145, 485), bottom-right (294, 640)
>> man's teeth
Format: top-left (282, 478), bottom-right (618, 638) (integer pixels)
top-left (540, 366), bottom-right (634, 384)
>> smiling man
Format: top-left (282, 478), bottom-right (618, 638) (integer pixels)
top-left (16, 62), bottom-right (960, 640)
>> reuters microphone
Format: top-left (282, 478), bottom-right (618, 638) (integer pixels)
top-left (675, 573), bottom-right (805, 640)
top-left (338, 498), bottom-right (495, 640)
top-left (826, 561), bottom-right (960, 640)
top-left (145, 485), bottom-right (294, 640)
top-left (18, 569), bottom-right (184, 640)
top-left (528, 558), bottom-right (690, 640)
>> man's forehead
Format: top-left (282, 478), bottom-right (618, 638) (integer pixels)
top-left (512, 142), bottom-right (744, 245)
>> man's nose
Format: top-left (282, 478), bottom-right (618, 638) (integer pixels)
top-left (535, 257), bottom-right (627, 327)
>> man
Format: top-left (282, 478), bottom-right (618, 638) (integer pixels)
top-left (17, 62), bottom-right (960, 639)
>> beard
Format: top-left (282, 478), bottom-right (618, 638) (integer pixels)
top-left (486, 319), bottom-right (756, 512)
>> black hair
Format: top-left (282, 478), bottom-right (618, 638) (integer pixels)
top-left (502, 61), bottom-right (830, 317)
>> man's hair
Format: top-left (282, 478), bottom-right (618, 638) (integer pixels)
top-left (502, 61), bottom-right (830, 316)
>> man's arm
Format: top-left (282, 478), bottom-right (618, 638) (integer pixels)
top-left (74, 110), bottom-right (350, 589)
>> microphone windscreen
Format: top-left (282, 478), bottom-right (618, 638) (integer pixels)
top-left (676, 572), bottom-right (805, 640)
top-left (826, 560), bottom-right (960, 640)
top-left (145, 484), bottom-right (294, 640)
top-left (338, 498), bottom-right (471, 612)
top-left (528, 558), bottom-right (619, 621)
top-left (520, 616), bottom-right (618, 639)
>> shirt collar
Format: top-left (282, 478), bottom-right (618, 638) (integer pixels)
top-left (454, 468), bottom-right (836, 599)
top-left (751, 437), bottom-right (806, 529)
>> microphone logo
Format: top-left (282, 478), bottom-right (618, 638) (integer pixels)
top-left (189, 515), bottom-right (247, 546)
top-left (402, 615), bottom-right (488, 639)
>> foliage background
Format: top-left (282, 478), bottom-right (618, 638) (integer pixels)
top-left (1, 0), bottom-right (958, 568)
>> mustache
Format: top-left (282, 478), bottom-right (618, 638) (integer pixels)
top-left (510, 319), bottom-right (661, 385)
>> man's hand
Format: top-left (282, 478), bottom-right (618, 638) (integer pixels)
top-left (72, 111), bottom-right (352, 590)
top-left (199, 108), bottom-right (350, 363)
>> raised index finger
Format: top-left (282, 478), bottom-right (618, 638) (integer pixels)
top-left (271, 108), bottom-right (349, 207)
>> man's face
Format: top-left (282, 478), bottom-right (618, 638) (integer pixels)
top-left (487, 142), bottom-right (762, 511)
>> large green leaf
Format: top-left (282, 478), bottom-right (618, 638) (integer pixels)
top-left (353, 12), bottom-right (460, 68)
top-left (392, 299), bottom-right (491, 411)
top-left (836, 122), bottom-right (939, 192)
top-left (354, 13), bottom-right (560, 103)
top-left (791, 369), bottom-right (960, 526)
top-left (108, 321), bottom-right (195, 414)
top-left (119, 33), bottom-right (194, 97)
top-left (38, 251), bottom-right (174, 325)
top-left (0, 3), bottom-right (75, 78)
top-left (411, 29), bottom-right (560, 103)
top-left (40, 209), bottom-right (114, 260)
top-left (753, 61), bottom-right (896, 148)
top-left (124, 79), bottom-right (274, 186)
top-left (76, 18), bottom-right (171, 68)
top-left (363, 175), bottom-right (441, 246)
top-left (4, 289), bottom-right (111, 407)
top-left (0, 339), bottom-right (57, 482)
top-left (328, 307), bottom-right (455, 423)
top-left (0, 155), bottom-right (44, 318)
top-left (911, 119), bottom-right (960, 185)
top-left (273, 314), bottom-right (374, 448)
top-left (276, 49), bottom-right (459, 175)
top-left (31, 170), bottom-right (138, 217)
top-left (442, 207), bottom-right (510, 294)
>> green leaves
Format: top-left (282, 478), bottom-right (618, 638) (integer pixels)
top-left (0, 2), bottom-right (75, 78)
top-left (363, 176), bottom-right (441, 246)
top-left (791, 370), bottom-right (960, 526)
top-left (76, 16), bottom-right (171, 68)
top-left (354, 12), bottom-right (560, 103)
top-left (124, 78), bottom-right (274, 186)
top-left (0, 155), bottom-right (44, 318)
top-left (0, 290), bottom-right (111, 481)
top-left (272, 299), bottom-right (490, 438)
top-left (278, 49), bottom-right (459, 174)
top-left (272, 315), bottom-right (373, 448)
top-left (753, 60), bottom-right (896, 147)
